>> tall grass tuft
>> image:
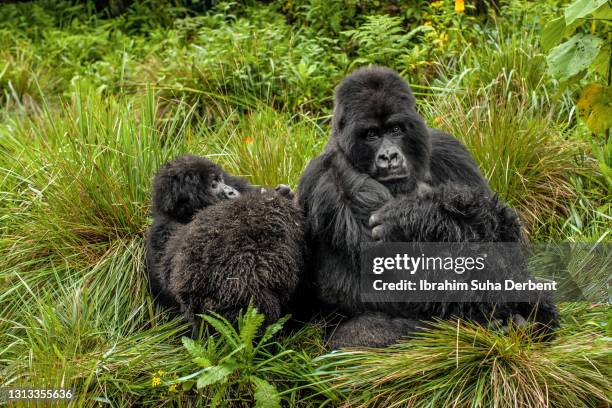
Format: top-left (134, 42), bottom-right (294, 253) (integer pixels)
top-left (201, 107), bottom-right (325, 188)
top-left (311, 305), bottom-right (611, 407)
top-left (423, 76), bottom-right (582, 235)
top-left (0, 86), bottom-right (193, 263)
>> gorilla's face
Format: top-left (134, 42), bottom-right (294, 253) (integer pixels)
top-left (209, 172), bottom-right (240, 201)
top-left (351, 109), bottom-right (429, 183)
top-left (331, 67), bottom-right (431, 190)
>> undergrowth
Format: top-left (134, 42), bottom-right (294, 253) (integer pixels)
top-left (0, 0), bottom-right (610, 406)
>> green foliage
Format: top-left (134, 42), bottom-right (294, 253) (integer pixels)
top-left (200, 107), bottom-right (325, 188)
top-left (310, 305), bottom-right (611, 407)
top-left (343, 15), bottom-right (429, 68)
top-left (542, 0), bottom-right (612, 135)
top-left (0, 0), bottom-right (610, 406)
top-left (178, 306), bottom-right (289, 407)
top-left (423, 75), bottom-right (582, 235)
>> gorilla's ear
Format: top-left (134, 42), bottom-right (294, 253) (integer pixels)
top-left (331, 98), bottom-right (345, 131)
top-left (338, 115), bottom-right (346, 131)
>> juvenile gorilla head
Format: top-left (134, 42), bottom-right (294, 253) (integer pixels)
top-left (329, 66), bottom-right (431, 192)
top-left (151, 155), bottom-right (239, 222)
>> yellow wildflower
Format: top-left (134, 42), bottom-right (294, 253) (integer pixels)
top-left (424, 21), bottom-right (433, 27)
top-left (151, 376), bottom-right (162, 387)
top-left (431, 1), bottom-right (444, 8)
top-left (157, 369), bottom-right (166, 377)
top-left (455, 0), bottom-right (464, 13)
top-left (168, 384), bottom-right (177, 393)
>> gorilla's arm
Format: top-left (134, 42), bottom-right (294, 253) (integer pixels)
top-left (298, 152), bottom-right (392, 253)
top-left (297, 152), bottom-right (394, 314)
top-left (428, 129), bottom-right (490, 189)
top-left (370, 184), bottom-right (522, 243)
top-left (223, 172), bottom-right (261, 194)
top-left (370, 129), bottom-right (512, 242)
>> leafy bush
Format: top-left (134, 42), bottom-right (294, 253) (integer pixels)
top-left (542, 0), bottom-right (612, 135)
top-left (178, 306), bottom-right (290, 407)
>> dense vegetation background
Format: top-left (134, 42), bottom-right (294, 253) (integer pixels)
top-left (0, 0), bottom-right (610, 406)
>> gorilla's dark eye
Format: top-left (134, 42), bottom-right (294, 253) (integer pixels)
top-left (391, 126), bottom-right (401, 134)
top-left (366, 130), bottom-right (379, 140)
top-left (211, 179), bottom-right (219, 189)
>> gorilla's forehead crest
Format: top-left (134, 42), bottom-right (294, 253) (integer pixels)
top-left (335, 66), bottom-right (417, 114)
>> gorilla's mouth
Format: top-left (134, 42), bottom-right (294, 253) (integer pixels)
top-left (375, 166), bottom-right (410, 182)
top-left (377, 173), bottom-right (409, 181)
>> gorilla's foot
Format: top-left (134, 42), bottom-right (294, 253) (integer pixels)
top-left (327, 312), bottom-right (423, 349)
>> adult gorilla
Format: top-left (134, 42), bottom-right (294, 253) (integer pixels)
top-left (297, 66), bottom-right (558, 348)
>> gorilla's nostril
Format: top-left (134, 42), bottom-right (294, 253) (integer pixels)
top-left (389, 153), bottom-right (403, 168)
top-left (223, 186), bottom-right (240, 199)
top-left (376, 156), bottom-right (389, 169)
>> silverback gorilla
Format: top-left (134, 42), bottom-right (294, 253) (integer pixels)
top-left (146, 155), bottom-right (304, 330)
top-left (297, 66), bottom-right (558, 348)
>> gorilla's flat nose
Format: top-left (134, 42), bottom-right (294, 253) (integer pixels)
top-left (376, 149), bottom-right (403, 170)
top-left (223, 185), bottom-right (240, 199)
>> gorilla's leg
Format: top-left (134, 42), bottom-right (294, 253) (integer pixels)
top-left (327, 312), bottom-right (424, 349)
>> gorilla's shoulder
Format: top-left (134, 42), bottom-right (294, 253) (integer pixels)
top-left (297, 152), bottom-right (334, 192)
top-left (428, 128), bottom-right (488, 189)
top-left (429, 128), bottom-right (471, 156)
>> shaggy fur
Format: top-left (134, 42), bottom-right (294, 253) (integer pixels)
top-left (297, 66), bottom-right (558, 348)
top-left (146, 155), bottom-right (305, 327)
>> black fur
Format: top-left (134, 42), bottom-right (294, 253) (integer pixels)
top-left (146, 155), bottom-right (305, 327)
top-left (297, 66), bottom-right (558, 348)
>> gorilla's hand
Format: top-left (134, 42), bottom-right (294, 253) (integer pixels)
top-left (368, 182), bottom-right (434, 241)
top-left (368, 198), bottom-right (404, 241)
top-left (274, 184), bottom-right (294, 199)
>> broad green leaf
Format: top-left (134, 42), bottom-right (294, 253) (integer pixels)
top-left (239, 306), bottom-right (266, 349)
top-left (182, 336), bottom-right (207, 358)
top-left (196, 365), bottom-right (235, 389)
top-left (564, 0), bottom-right (607, 25)
top-left (202, 312), bottom-right (241, 348)
top-left (182, 380), bottom-right (195, 391)
top-left (251, 376), bottom-right (281, 408)
top-left (193, 356), bottom-right (212, 367)
top-left (577, 84), bottom-right (612, 134)
top-left (546, 34), bottom-right (603, 81)
top-left (591, 46), bottom-right (612, 76)
top-left (592, 2), bottom-right (612, 19)
top-left (258, 315), bottom-right (290, 347)
top-left (541, 17), bottom-right (566, 51)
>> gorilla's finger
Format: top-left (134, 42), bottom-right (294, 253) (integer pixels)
top-left (415, 181), bottom-right (433, 199)
top-left (512, 314), bottom-right (527, 327)
top-left (275, 184), bottom-right (294, 198)
top-left (372, 225), bottom-right (385, 240)
top-left (369, 213), bottom-right (382, 228)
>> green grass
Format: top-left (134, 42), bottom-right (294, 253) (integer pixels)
top-left (0, 1), bottom-right (610, 406)
top-left (423, 75), bottom-right (582, 236)
top-left (309, 304), bottom-right (610, 408)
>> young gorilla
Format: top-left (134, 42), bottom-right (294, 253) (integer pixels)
top-left (297, 66), bottom-right (558, 348)
top-left (146, 155), bottom-right (304, 329)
